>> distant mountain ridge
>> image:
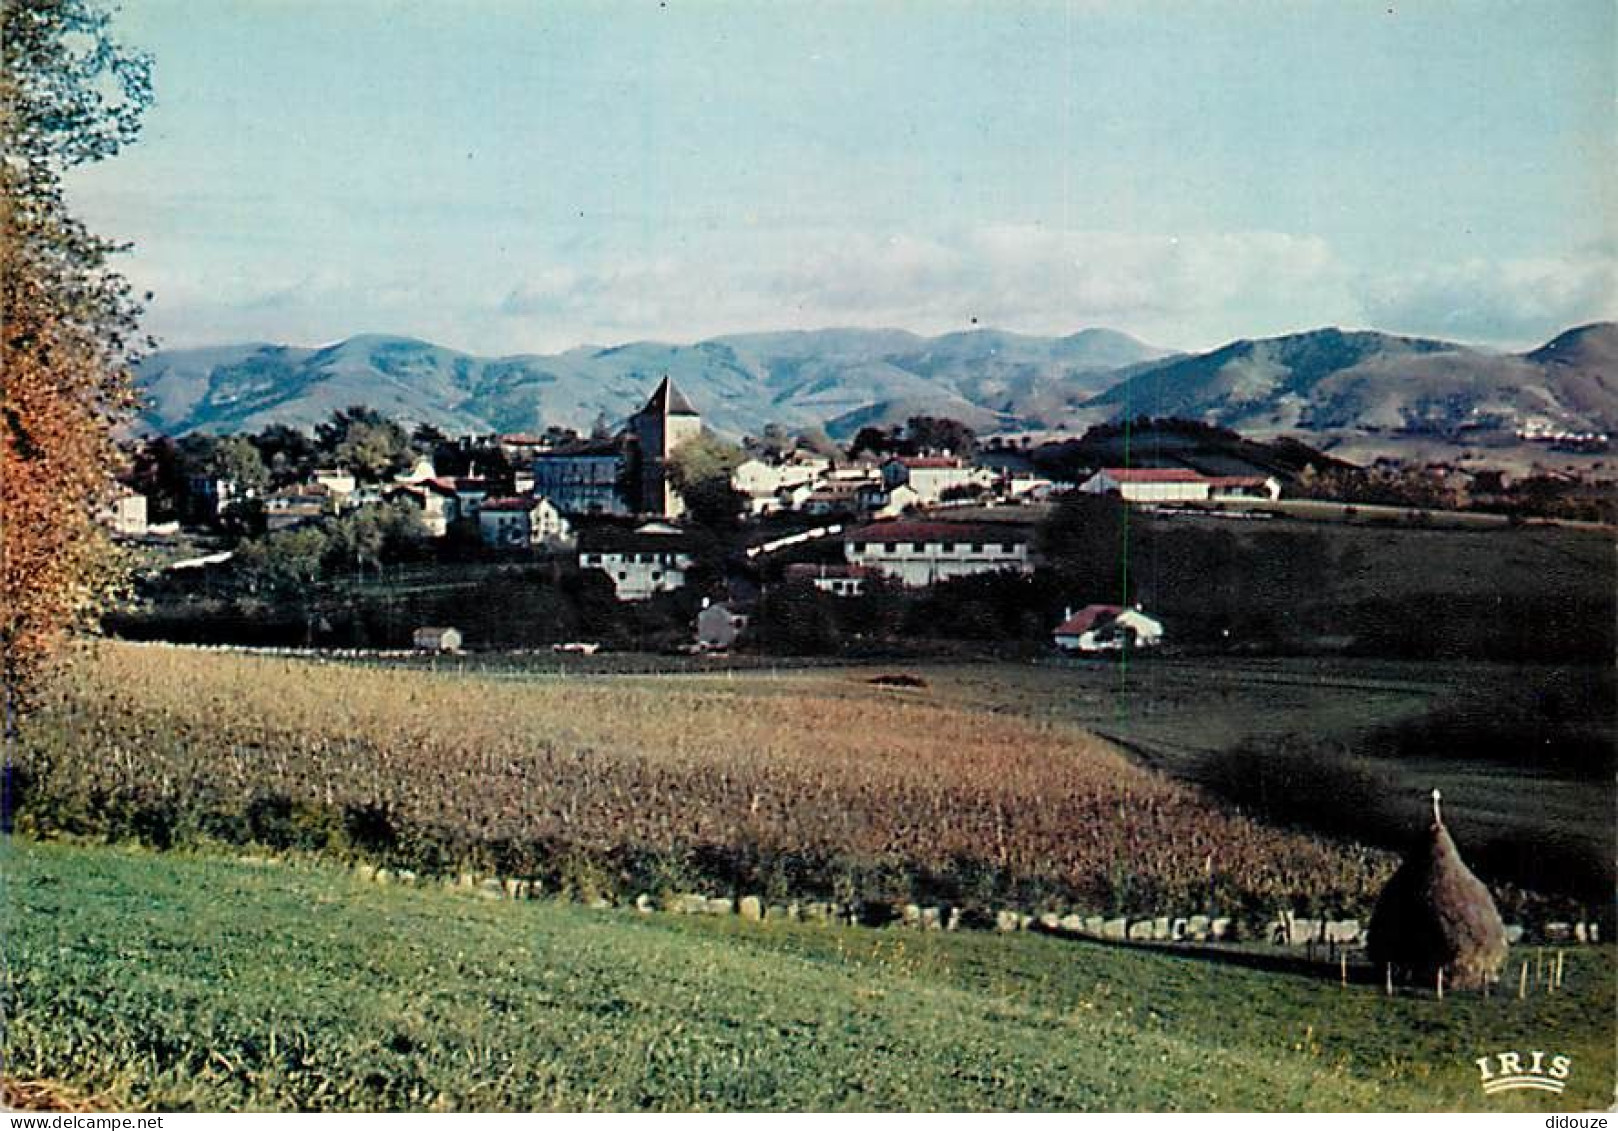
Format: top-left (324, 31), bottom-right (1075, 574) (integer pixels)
top-left (135, 322), bottom-right (1616, 440)
top-left (135, 326), bottom-right (1169, 439)
top-left (1082, 323), bottom-right (1618, 436)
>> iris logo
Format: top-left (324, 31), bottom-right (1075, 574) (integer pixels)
top-left (1475, 1050), bottom-right (1572, 1095)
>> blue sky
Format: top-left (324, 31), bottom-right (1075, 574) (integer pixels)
top-left (70, 0), bottom-right (1615, 354)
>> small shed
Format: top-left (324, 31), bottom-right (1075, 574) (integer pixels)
top-left (695, 601), bottom-right (750, 650)
top-left (413, 626), bottom-right (463, 653)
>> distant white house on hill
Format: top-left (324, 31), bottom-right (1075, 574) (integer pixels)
top-left (1053, 605), bottom-right (1164, 653)
top-left (1079, 467), bottom-right (1280, 504)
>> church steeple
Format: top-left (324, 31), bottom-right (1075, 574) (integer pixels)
top-left (642, 376), bottom-right (699, 418)
top-left (630, 375), bottom-right (703, 517)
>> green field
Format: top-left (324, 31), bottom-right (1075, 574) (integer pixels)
top-left (5, 840), bottom-right (1612, 1112)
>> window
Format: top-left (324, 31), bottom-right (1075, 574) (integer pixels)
top-left (941, 542), bottom-right (954, 553)
top-left (652, 571), bottom-right (662, 581)
top-left (853, 542), bottom-right (867, 554)
top-left (912, 542), bottom-right (925, 552)
top-left (971, 542), bottom-right (983, 553)
top-left (884, 542), bottom-right (897, 553)
top-left (1001, 542), bottom-right (1015, 553)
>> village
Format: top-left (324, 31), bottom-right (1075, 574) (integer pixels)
top-left (99, 373), bottom-right (1614, 662)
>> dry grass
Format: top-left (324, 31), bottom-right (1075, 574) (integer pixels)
top-left (16, 642), bottom-right (1392, 914)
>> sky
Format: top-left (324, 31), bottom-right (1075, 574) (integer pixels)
top-left (68, 0), bottom-right (1616, 356)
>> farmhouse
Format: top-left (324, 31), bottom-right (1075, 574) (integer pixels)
top-left (1079, 468), bottom-right (1213, 503)
top-left (1053, 605), bottom-right (1164, 653)
top-left (844, 520), bottom-right (1033, 587)
top-left (412, 625), bottom-right (463, 652)
top-left (477, 495), bottom-right (572, 549)
top-left (1079, 467), bottom-right (1281, 503)
top-left (578, 522), bottom-right (695, 600)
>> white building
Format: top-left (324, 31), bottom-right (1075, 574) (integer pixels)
top-left (578, 522), bottom-right (694, 600)
top-left (99, 487), bottom-right (149, 537)
top-left (413, 625), bottom-right (463, 652)
top-left (311, 468), bottom-right (358, 501)
top-left (731, 455), bottom-right (826, 499)
top-left (477, 495), bottom-right (572, 549)
top-left (881, 456), bottom-right (995, 505)
top-left (1052, 605), bottom-right (1164, 653)
top-left (1078, 467), bottom-right (1282, 504)
top-left (785, 562), bottom-right (869, 597)
top-left (843, 521), bottom-right (1033, 588)
top-left (1078, 468), bottom-right (1213, 503)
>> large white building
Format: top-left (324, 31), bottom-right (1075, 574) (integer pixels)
top-left (843, 520), bottom-right (1033, 588)
top-left (578, 522), bottom-right (694, 600)
top-left (1078, 467), bottom-right (1281, 504)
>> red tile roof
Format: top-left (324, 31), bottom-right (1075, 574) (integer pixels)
top-left (845, 520), bottom-right (1032, 544)
top-left (1053, 605), bottom-right (1126, 635)
top-left (894, 456), bottom-right (965, 469)
top-left (1098, 468), bottom-right (1209, 483)
top-left (479, 496), bottom-right (543, 512)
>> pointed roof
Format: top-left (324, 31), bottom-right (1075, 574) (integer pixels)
top-left (641, 376), bottom-right (699, 417)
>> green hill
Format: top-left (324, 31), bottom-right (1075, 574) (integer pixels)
top-left (6, 840), bottom-right (1611, 1112)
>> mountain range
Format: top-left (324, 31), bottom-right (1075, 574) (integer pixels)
top-left (135, 322), bottom-right (1617, 441)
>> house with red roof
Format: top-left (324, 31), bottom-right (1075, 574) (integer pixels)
top-left (1052, 604), bottom-right (1165, 653)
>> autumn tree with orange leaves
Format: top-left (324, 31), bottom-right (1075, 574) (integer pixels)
top-left (2, 0), bottom-right (152, 711)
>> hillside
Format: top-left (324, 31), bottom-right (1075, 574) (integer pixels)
top-left (1082, 325), bottom-right (1618, 436)
top-left (134, 326), bottom-right (1169, 439)
top-left (9, 840), bottom-right (1612, 1111)
top-left (136, 322), bottom-right (1618, 442)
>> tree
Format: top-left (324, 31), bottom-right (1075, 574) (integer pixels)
top-left (666, 432), bottom-right (744, 493)
top-left (906, 415), bottom-right (976, 457)
top-left (2, 0), bottom-right (153, 701)
top-left (315, 406), bottom-right (416, 482)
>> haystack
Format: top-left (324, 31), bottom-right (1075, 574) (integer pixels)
top-left (1367, 790), bottom-right (1508, 989)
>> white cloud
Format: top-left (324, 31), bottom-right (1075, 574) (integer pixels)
top-left (1360, 251), bottom-right (1618, 346)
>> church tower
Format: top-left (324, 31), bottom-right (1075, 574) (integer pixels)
top-left (630, 376), bottom-right (702, 517)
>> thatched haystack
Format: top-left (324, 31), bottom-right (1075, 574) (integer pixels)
top-left (1367, 790), bottom-right (1508, 989)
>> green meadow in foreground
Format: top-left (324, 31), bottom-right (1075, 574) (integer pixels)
top-left (5, 840), bottom-right (1612, 1111)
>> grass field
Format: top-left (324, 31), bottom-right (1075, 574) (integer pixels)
top-left (4, 840), bottom-right (1611, 1112)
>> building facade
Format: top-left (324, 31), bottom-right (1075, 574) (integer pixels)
top-left (843, 521), bottom-right (1033, 587)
